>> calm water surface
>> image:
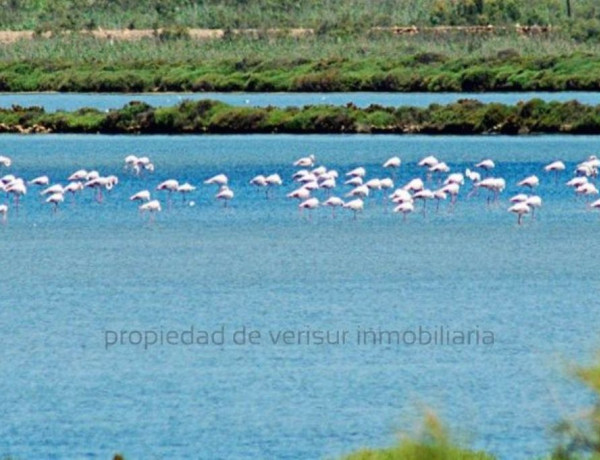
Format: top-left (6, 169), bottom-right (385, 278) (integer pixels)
top-left (0, 133), bottom-right (599, 459)
top-left (1, 91), bottom-right (600, 112)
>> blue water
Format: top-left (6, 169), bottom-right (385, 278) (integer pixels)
top-left (1, 133), bottom-right (600, 459)
top-left (1, 91), bottom-right (600, 112)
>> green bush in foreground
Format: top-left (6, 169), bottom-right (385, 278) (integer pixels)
top-left (343, 412), bottom-right (495, 460)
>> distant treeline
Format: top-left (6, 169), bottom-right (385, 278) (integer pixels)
top-left (3, 98), bottom-right (600, 135)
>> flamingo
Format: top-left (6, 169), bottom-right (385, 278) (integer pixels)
top-left (86, 170), bottom-right (100, 181)
top-left (343, 198), bottom-right (364, 219)
top-left (64, 181), bottom-right (84, 201)
top-left (413, 189), bottom-right (435, 214)
top-left (6, 179), bottom-right (26, 211)
top-left (344, 176), bottom-right (363, 186)
top-left (346, 184), bottom-right (370, 198)
top-left (567, 176), bottom-right (588, 188)
top-left (216, 186), bottom-right (234, 207)
top-left (544, 160), bottom-right (566, 183)
top-left (68, 169), bottom-right (88, 181)
top-left (346, 167), bottom-right (366, 178)
top-left (156, 179), bottom-right (179, 207)
top-left (433, 189), bottom-right (447, 211)
top-left (517, 175), bottom-right (539, 189)
top-left (299, 197), bottom-right (319, 219)
top-left (444, 173), bottom-right (464, 186)
top-left (312, 166), bottom-right (327, 177)
top-left (590, 198), bottom-right (600, 210)
top-left (525, 195), bottom-right (542, 218)
top-left (403, 178), bottom-right (424, 193)
top-left (28, 175), bottom-right (50, 186)
top-left (440, 183), bottom-right (460, 205)
top-left (177, 182), bottom-right (196, 202)
top-left (394, 201), bottom-right (415, 220)
top-left (41, 184), bottom-right (64, 196)
top-left (390, 188), bottom-right (413, 204)
top-left (85, 176), bottom-right (117, 203)
top-left (322, 196), bottom-right (344, 217)
top-left (576, 182), bottom-right (599, 199)
top-left (287, 187), bottom-right (311, 200)
top-left (293, 154), bottom-right (315, 167)
top-left (383, 156), bottom-right (401, 169)
top-left (46, 192), bottom-right (64, 213)
top-left (130, 190), bottom-right (151, 202)
top-left (510, 193), bottom-right (529, 203)
top-left (204, 174), bottom-right (228, 186)
top-left (508, 202), bottom-right (530, 225)
top-left (476, 159), bottom-right (495, 171)
top-left (265, 174), bottom-right (283, 198)
top-left (139, 199), bottom-right (162, 221)
top-left (418, 155), bottom-right (439, 168)
top-left (0, 155), bottom-right (11, 168)
top-left (476, 177), bottom-right (505, 204)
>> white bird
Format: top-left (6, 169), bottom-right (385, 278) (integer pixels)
top-left (319, 178), bottom-right (336, 191)
top-left (204, 174), bottom-right (228, 186)
top-left (0, 155), bottom-right (11, 168)
top-left (346, 184), bottom-right (370, 198)
top-left (394, 201), bottom-right (415, 220)
top-left (346, 167), bottom-right (366, 178)
top-left (86, 170), bottom-right (100, 181)
top-left (41, 184), bottom-right (64, 196)
top-left (157, 179), bottom-right (179, 192)
top-left (311, 166), bottom-right (327, 177)
top-left (85, 176), bottom-right (117, 202)
top-left (28, 175), bottom-right (50, 186)
top-left (177, 183), bottom-right (196, 201)
top-left (433, 189), bottom-right (447, 211)
top-left (383, 156), bottom-right (401, 169)
top-left (590, 198), bottom-right (600, 210)
top-left (365, 178), bottom-right (382, 190)
top-left (46, 192), bottom-right (64, 212)
top-left (576, 182), bottom-right (599, 197)
top-left (440, 183), bottom-right (460, 204)
top-left (380, 178), bottom-right (394, 190)
top-left (510, 193), bottom-right (529, 203)
top-left (544, 160), bottom-right (566, 173)
top-left (344, 176), bottom-right (363, 186)
top-left (418, 155), bottom-right (439, 168)
top-left (343, 198), bottom-right (364, 219)
top-left (517, 175), bottom-right (539, 189)
top-left (216, 186), bottom-right (234, 206)
top-left (476, 159), bottom-right (495, 171)
top-left (508, 202), bottom-right (530, 225)
top-left (64, 181), bottom-right (84, 197)
top-left (287, 187), bottom-right (311, 200)
top-left (444, 173), bottom-right (464, 186)
top-left (402, 178), bottom-right (424, 192)
top-left (390, 188), bottom-right (413, 204)
top-left (413, 189), bottom-right (435, 213)
top-left (477, 177), bottom-right (505, 203)
top-left (265, 174), bottom-right (282, 186)
top-left (430, 162), bottom-right (450, 174)
top-left (5, 179), bottom-right (26, 209)
top-left (299, 197), bottom-right (319, 218)
top-left (139, 199), bottom-right (162, 221)
top-left (68, 169), bottom-right (88, 181)
top-left (525, 195), bottom-right (542, 218)
top-left (567, 176), bottom-right (588, 188)
top-left (323, 196), bottom-right (344, 217)
top-left (465, 168), bottom-right (481, 183)
top-left (293, 154), bottom-right (315, 167)
top-left (130, 190), bottom-right (151, 202)
top-left (250, 174), bottom-right (268, 187)
top-left (292, 170), bottom-right (309, 181)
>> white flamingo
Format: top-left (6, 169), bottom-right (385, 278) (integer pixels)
top-left (216, 185), bottom-right (234, 207)
top-left (525, 195), bottom-right (542, 218)
top-left (177, 182), bottom-right (196, 201)
top-left (68, 169), bottom-right (88, 181)
top-left (204, 174), bottom-right (228, 186)
top-left (517, 175), bottom-right (539, 189)
top-left (346, 167), bottom-right (366, 178)
top-left (299, 197), bottom-right (319, 219)
top-left (383, 156), bottom-right (401, 169)
top-left (343, 198), bottom-right (364, 219)
top-left (46, 192), bottom-right (64, 213)
top-left (293, 154), bottom-right (315, 167)
top-left (139, 199), bottom-right (162, 221)
top-left (394, 201), bottom-right (415, 220)
top-left (28, 175), bottom-right (50, 186)
top-left (130, 190), bottom-right (151, 202)
top-left (508, 202), bottom-right (530, 225)
top-left (0, 155), bottom-right (11, 168)
top-left (323, 196), bottom-right (344, 217)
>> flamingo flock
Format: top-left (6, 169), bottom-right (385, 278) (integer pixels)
top-left (1, 151), bottom-right (600, 226)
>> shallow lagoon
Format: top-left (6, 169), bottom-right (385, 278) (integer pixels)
top-left (1, 133), bottom-right (599, 459)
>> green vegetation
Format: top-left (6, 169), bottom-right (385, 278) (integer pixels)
top-left (343, 412), bottom-right (495, 460)
top-left (2, 98), bottom-right (600, 135)
top-left (0, 0), bottom-right (596, 34)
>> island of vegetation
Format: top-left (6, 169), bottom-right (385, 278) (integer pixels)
top-left (4, 98), bottom-right (600, 135)
top-left (0, 1), bottom-right (599, 92)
